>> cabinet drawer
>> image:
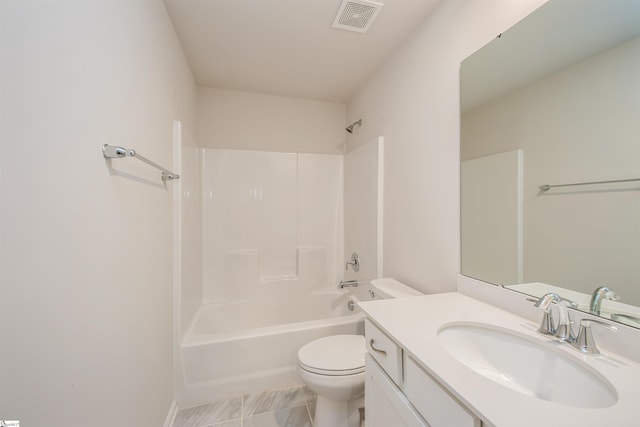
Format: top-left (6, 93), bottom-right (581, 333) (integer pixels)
top-left (403, 356), bottom-right (480, 427)
top-left (365, 319), bottom-right (402, 386)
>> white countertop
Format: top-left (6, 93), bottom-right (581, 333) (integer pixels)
top-left (359, 292), bottom-right (640, 427)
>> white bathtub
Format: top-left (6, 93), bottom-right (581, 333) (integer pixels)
top-left (179, 283), bottom-right (382, 405)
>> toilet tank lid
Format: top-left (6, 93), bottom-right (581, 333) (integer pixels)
top-left (371, 278), bottom-right (423, 298)
top-left (298, 335), bottom-right (365, 372)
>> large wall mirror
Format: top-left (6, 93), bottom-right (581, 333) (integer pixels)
top-left (460, 0), bottom-right (640, 328)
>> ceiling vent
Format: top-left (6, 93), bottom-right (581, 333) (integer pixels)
top-left (332, 0), bottom-right (384, 34)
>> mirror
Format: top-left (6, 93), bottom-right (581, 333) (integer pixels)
top-left (460, 0), bottom-right (640, 328)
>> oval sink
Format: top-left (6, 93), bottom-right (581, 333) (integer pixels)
top-left (438, 322), bottom-right (617, 408)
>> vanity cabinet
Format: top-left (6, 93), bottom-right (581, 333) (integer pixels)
top-left (365, 319), bottom-right (482, 427)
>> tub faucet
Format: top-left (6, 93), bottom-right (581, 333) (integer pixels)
top-left (339, 280), bottom-right (359, 289)
top-left (533, 293), bottom-right (574, 341)
top-left (589, 286), bottom-right (619, 315)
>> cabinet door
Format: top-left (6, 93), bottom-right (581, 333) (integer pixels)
top-left (365, 354), bottom-right (428, 427)
top-left (403, 356), bottom-right (481, 427)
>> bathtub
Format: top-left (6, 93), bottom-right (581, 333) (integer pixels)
top-left (179, 282), bottom-right (382, 405)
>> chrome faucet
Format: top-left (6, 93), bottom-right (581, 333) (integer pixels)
top-left (533, 293), bottom-right (619, 354)
top-left (533, 293), bottom-right (573, 341)
top-left (589, 286), bottom-right (619, 315)
top-left (339, 280), bottom-right (359, 289)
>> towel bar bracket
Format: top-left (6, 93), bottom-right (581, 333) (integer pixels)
top-left (102, 144), bottom-right (179, 182)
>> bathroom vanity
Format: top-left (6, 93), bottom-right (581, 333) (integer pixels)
top-left (364, 316), bottom-right (479, 427)
top-left (360, 292), bottom-right (640, 426)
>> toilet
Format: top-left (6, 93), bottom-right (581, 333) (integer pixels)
top-left (297, 334), bottom-right (365, 427)
top-left (297, 279), bottom-right (422, 427)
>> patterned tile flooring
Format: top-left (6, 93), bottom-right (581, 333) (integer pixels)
top-left (173, 384), bottom-right (317, 427)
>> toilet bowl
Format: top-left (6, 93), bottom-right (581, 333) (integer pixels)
top-left (297, 334), bottom-right (365, 427)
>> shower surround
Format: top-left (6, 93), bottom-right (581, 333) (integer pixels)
top-left (177, 147), bottom-right (351, 405)
top-left (201, 149), bottom-right (344, 300)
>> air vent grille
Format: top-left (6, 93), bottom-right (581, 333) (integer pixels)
top-left (332, 0), bottom-right (383, 33)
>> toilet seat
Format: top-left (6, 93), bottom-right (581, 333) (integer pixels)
top-left (298, 335), bottom-right (365, 376)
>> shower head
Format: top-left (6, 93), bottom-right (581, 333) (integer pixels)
top-left (346, 119), bottom-right (362, 133)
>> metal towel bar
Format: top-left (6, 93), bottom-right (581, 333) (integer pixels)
top-left (102, 144), bottom-right (179, 181)
top-left (539, 177), bottom-right (640, 191)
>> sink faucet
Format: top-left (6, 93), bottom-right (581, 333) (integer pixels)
top-left (589, 286), bottom-right (619, 315)
top-left (339, 279), bottom-right (359, 289)
top-left (533, 293), bottom-right (573, 341)
top-left (533, 293), bottom-right (619, 355)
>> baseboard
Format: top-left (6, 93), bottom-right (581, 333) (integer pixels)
top-left (163, 400), bottom-right (178, 427)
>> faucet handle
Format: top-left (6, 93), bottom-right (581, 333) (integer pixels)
top-left (531, 294), bottom-right (557, 336)
top-left (532, 293), bottom-right (578, 341)
top-left (571, 318), bottom-right (618, 355)
top-left (345, 252), bottom-right (360, 272)
top-left (538, 310), bottom-right (556, 336)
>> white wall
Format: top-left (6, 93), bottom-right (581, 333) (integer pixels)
top-left (0, 1), bottom-right (196, 426)
top-left (462, 36), bottom-right (640, 302)
top-left (197, 87), bottom-right (347, 154)
top-left (346, 0), bottom-right (545, 294)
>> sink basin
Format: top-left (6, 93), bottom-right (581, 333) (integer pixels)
top-left (438, 322), bottom-right (617, 408)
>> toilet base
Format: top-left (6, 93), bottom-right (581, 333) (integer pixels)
top-left (314, 394), bottom-right (363, 427)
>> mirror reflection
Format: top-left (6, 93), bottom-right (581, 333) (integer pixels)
top-left (460, 0), bottom-right (640, 328)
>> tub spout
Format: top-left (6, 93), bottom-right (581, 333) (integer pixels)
top-left (339, 280), bottom-right (359, 289)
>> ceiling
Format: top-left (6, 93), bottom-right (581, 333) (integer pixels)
top-left (163, 0), bottom-right (441, 103)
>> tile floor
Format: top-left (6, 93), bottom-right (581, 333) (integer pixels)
top-left (173, 384), bottom-right (317, 427)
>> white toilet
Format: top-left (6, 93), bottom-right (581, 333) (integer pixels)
top-left (297, 279), bottom-right (422, 427)
top-left (297, 334), bottom-right (365, 427)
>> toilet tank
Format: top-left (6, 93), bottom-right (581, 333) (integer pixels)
top-left (370, 278), bottom-right (423, 299)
